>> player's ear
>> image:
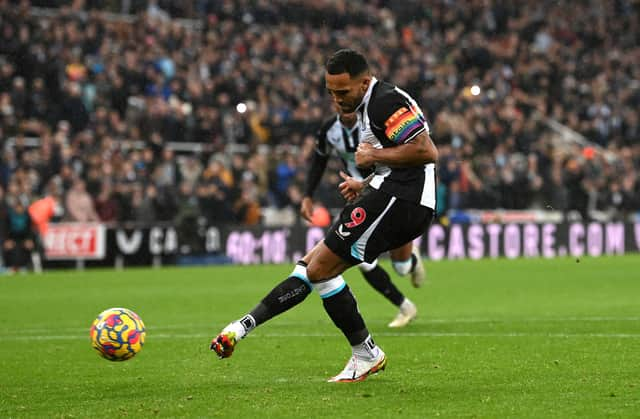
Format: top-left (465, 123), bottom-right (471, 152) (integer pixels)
top-left (360, 75), bottom-right (371, 93)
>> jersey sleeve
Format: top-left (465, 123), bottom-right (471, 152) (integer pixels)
top-left (370, 92), bottom-right (428, 145)
top-left (304, 118), bottom-right (334, 197)
top-left (314, 117), bottom-right (333, 156)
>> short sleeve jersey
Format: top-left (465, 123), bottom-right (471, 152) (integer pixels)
top-left (357, 77), bottom-right (436, 209)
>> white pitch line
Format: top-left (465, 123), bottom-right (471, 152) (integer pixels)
top-left (3, 317), bottom-right (640, 336)
top-left (2, 331), bottom-right (640, 341)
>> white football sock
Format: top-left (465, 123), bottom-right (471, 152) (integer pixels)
top-left (352, 334), bottom-right (381, 360)
top-left (392, 258), bottom-right (412, 276)
top-left (222, 314), bottom-right (256, 340)
top-left (400, 298), bottom-right (414, 312)
top-left (312, 275), bottom-right (346, 299)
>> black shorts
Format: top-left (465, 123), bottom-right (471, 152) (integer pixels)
top-left (324, 188), bottom-right (434, 264)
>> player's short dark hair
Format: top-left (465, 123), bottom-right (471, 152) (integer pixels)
top-left (326, 49), bottom-right (369, 77)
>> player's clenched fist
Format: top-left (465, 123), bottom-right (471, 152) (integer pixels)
top-left (338, 171), bottom-right (364, 202)
top-left (355, 143), bottom-right (376, 168)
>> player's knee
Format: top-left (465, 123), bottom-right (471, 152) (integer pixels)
top-left (306, 262), bottom-right (327, 282)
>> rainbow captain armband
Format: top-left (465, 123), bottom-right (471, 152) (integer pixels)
top-left (384, 106), bottom-right (426, 144)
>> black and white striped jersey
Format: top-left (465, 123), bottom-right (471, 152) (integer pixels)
top-left (315, 114), bottom-right (372, 181)
top-left (304, 113), bottom-right (374, 199)
top-left (356, 77), bottom-right (436, 209)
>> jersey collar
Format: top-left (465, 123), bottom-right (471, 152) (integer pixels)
top-left (356, 76), bottom-right (378, 112)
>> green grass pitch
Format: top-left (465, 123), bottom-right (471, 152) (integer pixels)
top-left (1, 255), bottom-right (639, 418)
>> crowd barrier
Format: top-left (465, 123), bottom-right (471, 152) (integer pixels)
top-left (40, 220), bottom-right (639, 269)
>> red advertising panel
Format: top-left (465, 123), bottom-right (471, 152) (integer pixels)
top-left (43, 223), bottom-right (106, 260)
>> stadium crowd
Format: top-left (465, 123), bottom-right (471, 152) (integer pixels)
top-left (0, 0), bottom-right (639, 243)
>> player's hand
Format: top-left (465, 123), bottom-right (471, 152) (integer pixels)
top-left (339, 171), bottom-right (364, 202)
top-left (355, 143), bottom-right (376, 168)
top-left (300, 196), bottom-right (314, 223)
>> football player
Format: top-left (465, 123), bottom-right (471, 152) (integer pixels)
top-left (212, 49), bottom-right (437, 382)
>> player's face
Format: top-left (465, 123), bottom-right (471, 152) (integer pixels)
top-left (333, 102), bottom-right (357, 125)
top-left (325, 72), bottom-right (370, 113)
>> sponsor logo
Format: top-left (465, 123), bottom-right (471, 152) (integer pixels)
top-left (43, 223), bottom-right (106, 260)
top-left (277, 284), bottom-right (309, 303)
top-left (336, 224), bottom-right (351, 239)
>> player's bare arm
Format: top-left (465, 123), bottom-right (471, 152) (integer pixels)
top-left (355, 131), bottom-right (438, 168)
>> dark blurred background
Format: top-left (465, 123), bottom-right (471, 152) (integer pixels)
top-left (0, 0), bottom-right (638, 234)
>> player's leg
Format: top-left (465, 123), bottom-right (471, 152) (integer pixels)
top-left (210, 260), bottom-right (312, 357)
top-left (305, 242), bottom-right (387, 382)
top-left (214, 190), bottom-right (405, 381)
top-left (211, 242), bottom-right (325, 358)
top-left (389, 241), bottom-right (426, 288)
top-left (359, 260), bottom-right (404, 307)
top-left (318, 189), bottom-right (430, 381)
top-left (359, 260), bottom-right (417, 327)
top-left (211, 240), bottom-right (386, 382)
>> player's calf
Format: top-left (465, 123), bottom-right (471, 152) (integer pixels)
top-left (211, 262), bottom-right (312, 359)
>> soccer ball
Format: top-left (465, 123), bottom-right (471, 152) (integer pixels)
top-left (90, 307), bottom-right (146, 361)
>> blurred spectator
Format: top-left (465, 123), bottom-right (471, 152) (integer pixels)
top-left (151, 184), bottom-right (178, 222)
top-left (0, 0), bottom-right (637, 225)
top-left (65, 178), bottom-right (99, 222)
top-left (196, 159), bottom-right (233, 224)
top-left (129, 184), bottom-right (157, 222)
top-left (233, 180), bottom-right (262, 225)
top-left (174, 181), bottom-right (202, 250)
top-left (270, 152), bottom-right (298, 208)
top-left (29, 179), bottom-right (64, 235)
top-left (60, 82), bottom-right (89, 134)
top-left (94, 182), bottom-right (120, 222)
top-left (2, 199), bottom-right (37, 272)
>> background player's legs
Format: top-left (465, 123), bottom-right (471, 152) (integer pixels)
top-left (389, 242), bottom-right (413, 265)
top-left (389, 242), bottom-right (426, 287)
top-left (359, 260), bottom-right (418, 327)
top-left (359, 260), bottom-right (405, 307)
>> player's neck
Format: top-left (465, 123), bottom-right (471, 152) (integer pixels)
top-left (340, 119), bottom-right (357, 129)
